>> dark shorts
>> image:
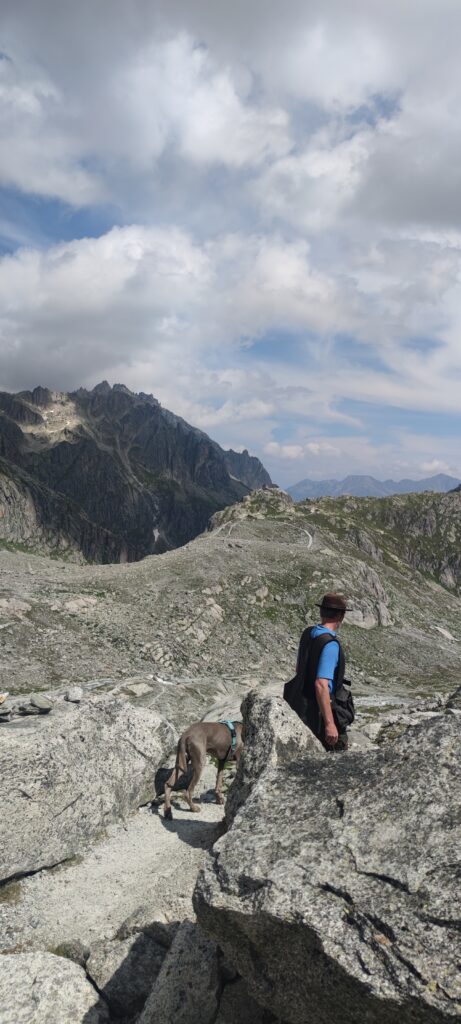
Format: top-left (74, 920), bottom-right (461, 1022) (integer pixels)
top-left (305, 700), bottom-right (348, 753)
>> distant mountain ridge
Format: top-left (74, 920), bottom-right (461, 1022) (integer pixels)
top-left (0, 382), bottom-right (271, 562)
top-left (287, 473), bottom-right (460, 501)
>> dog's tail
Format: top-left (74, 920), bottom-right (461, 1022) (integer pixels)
top-left (171, 734), bottom-right (188, 788)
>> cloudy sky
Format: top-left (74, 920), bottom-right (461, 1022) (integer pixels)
top-left (1, 0), bottom-right (461, 486)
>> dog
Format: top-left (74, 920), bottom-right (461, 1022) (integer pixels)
top-left (163, 720), bottom-right (244, 820)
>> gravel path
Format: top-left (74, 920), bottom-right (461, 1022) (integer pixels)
top-left (0, 766), bottom-right (224, 954)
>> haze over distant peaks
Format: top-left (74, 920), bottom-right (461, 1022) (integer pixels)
top-left (287, 473), bottom-right (461, 502)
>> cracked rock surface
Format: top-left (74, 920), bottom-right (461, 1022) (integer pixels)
top-left (1, 695), bottom-right (175, 881)
top-left (195, 696), bottom-right (461, 1024)
top-left (0, 952), bottom-right (108, 1024)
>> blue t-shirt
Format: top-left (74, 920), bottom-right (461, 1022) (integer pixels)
top-left (311, 625), bottom-right (339, 695)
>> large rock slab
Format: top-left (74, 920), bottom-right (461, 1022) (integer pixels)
top-left (226, 692), bottom-right (324, 825)
top-left (139, 921), bottom-right (220, 1024)
top-left (195, 697), bottom-right (461, 1024)
top-left (87, 932), bottom-right (166, 1020)
top-left (215, 977), bottom-right (282, 1023)
top-left (0, 952), bottom-right (108, 1023)
top-left (0, 694), bottom-right (175, 881)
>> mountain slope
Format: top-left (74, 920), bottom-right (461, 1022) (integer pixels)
top-left (2, 487), bottom-right (461, 700)
top-left (287, 473), bottom-right (460, 501)
top-left (0, 383), bottom-right (271, 562)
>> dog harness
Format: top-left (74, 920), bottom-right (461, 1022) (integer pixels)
top-left (220, 718), bottom-right (237, 754)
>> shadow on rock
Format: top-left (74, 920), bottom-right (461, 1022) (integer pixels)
top-left (83, 924), bottom-right (173, 1024)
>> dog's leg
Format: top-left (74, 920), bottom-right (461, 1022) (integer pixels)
top-left (164, 736), bottom-right (188, 820)
top-left (186, 740), bottom-right (205, 813)
top-left (215, 758), bottom-right (226, 805)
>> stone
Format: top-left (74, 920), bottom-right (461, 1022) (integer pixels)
top-left (225, 691), bottom-right (324, 825)
top-left (124, 681), bottom-right (153, 697)
top-left (0, 694), bottom-right (175, 881)
top-left (52, 939), bottom-right (90, 968)
top-left (64, 686), bottom-right (84, 703)
top-left (195, 698), bottom-right (461, 1024)
top-left (215, 978), bottom-right (279, 1024)
top-left (115, 905), bottom-right (175, 947)
top-left (447, 684), bottom-right (461, 711)
top-left (27, 694), bottom-right (53, 713)
top-left (139, 921), bottom-right (220, 1024)
top-left (0, 952), bottom-right (108, 1023)
top-left (87, 933), bottom-right (166, 1020)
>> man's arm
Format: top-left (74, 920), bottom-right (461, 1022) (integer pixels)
top-left (315, 678), bottom-right (338, 746)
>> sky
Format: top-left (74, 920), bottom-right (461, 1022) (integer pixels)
top-left (1, 0), bottom-right (461, 486)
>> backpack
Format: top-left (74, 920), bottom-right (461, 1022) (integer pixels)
top-left (331, 680), bottom-right (355, 730)
top-left (283, 627), bottom-right (354, 730)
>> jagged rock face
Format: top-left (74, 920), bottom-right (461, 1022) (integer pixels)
top-left (1, 695), bottom-right (175, 881)
top-left (0, 383), bottom-right (271, 562)
top-left (223, 448), bottom-right (272, 490)
top-left (0, 458), bottom-right (127, 562)
top-left (225, 692), bottom-right (323, 826)
top-left (194, 695), bottom-right (461, 1024)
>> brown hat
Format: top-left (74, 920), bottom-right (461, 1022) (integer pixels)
top-left (316, 592), bottom-right (352, 613)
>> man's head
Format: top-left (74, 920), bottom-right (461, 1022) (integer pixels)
top-left (317, 592), bottom-right (350, 627)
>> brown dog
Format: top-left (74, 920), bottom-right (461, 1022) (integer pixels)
top-left (163, 720), bottom-right (244, 820)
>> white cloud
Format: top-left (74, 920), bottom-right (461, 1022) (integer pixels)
top-left (1, 0), bottom-right (461, 484)
top-left (306, 441), bottom-right (340, 457)
top-left (254, 127), bottom-right (372, 231)
top-left (0, 29), bottom-right (291, 207)
top-left (265, 442), bottom-right (305, 460)
top-left (2, 222), bottom-right (461, 426)
top-left (0, 54), bottom-right (104, 204)
top-left (265, 439), bottom-right (341, 461)
top-left (420, 459), bottom-right (453, 475)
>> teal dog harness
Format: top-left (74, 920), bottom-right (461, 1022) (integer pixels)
top-left (220, 718), bottom-right (237, 754)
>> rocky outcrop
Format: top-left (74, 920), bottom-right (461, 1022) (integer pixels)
top-left (194, 695), bottom-right (461, 1024)
top-left (1, 694), bottom-right (175, 881)
top-left (139, 921), bottom-right (220, 1024)
top-left (223, 448), bottom-right (272, 490)
top-left (0, 952), bottom-right (108, 1023)
top-left (0, 383), bottom-right (272, 562)
top-left (86, 932), bottom-right (167, 1020)
top-left (226, 692), bottom-right (323, 825)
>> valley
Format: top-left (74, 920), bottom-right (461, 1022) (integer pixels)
top-left (1, 487), bottom-right (460, 708)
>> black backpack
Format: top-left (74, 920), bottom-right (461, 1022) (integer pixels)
top-left (284, 626), bottom-right (355, 730)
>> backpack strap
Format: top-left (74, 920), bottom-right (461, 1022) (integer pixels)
top-left (301, 631), bottom-right (344, 701)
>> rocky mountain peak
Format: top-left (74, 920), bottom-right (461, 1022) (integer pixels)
top-left (0, 383), bottom-right (272, 562)
top-left (91, 380), bottom-right (113, 396)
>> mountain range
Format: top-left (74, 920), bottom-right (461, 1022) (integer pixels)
top-left (287, 472), bottom-right (460, 501)
top-left (0, 382), bottom-right (271, 562)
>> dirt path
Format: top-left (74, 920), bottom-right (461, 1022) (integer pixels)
top-left (0, 767), bottom-right (224, 954)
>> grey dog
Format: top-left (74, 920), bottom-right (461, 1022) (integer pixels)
top-left (163, 721), bottom-right (244, 819)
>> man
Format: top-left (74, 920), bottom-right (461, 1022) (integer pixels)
top-left (295, 593), bottom-right (351, 751)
